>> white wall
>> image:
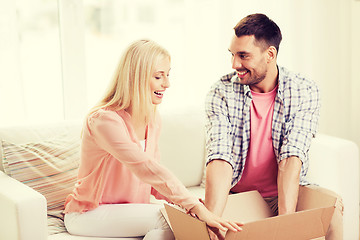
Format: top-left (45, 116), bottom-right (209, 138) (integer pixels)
top-left (351, 1), bottom-right (360, 146)
top-left (351, 0), bottom-right (360, 212)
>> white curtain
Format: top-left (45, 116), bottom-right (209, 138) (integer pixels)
top-left (0, 0), bottom-right (86, 126)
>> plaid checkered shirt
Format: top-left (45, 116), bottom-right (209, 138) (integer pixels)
top-left (205, 66), bottom-right (321, 186)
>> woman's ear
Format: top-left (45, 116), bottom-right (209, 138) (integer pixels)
top-left (267, 46), bottom-right (277, 63)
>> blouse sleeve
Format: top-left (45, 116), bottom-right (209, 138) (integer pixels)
top-left (88, 110), bottom-right (200, 210)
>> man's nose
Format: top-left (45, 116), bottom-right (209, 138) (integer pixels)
top-left (232, 56), bottom-right (242, 70)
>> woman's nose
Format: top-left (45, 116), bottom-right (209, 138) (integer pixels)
top-left (162, 77), bottom-right (170, 88)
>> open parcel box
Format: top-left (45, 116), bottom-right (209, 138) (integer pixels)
top-left (163, 186), bottom-right (336, 240)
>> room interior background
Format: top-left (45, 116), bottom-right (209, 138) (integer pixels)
top-left (1, 0), bottom-right (359, 205)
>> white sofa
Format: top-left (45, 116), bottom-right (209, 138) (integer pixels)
top-left (0, 110), bottom-right (359, 240)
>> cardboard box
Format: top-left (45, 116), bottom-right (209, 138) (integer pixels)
top-left (163, 186), bottom-right (336, 240)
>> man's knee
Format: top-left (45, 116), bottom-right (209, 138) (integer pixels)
top-left (303, 185), bottom-right (344, 214)
top-left (302, 185), bottom-right (343, 240)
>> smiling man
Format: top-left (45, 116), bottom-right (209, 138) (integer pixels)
top-left (204, 13), bottom-right (343, 240)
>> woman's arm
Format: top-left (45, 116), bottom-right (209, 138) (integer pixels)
top-left (89, 110), bottom-right (242, 232)
top-left (89, 110), bottom-right (199, 210)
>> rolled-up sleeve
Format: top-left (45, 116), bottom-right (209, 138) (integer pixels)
top-left (279, 82), bottom-right (321, 178)
top-left (205, 84), bottom-right (234, 168)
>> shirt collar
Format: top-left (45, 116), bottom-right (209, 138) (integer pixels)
top-left (277, 65), bottom-right (284, 100)
top-left (230, 73), bottom-right (252, 97)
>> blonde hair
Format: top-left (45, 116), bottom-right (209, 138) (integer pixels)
top-left (89, 39), bottom-right (170, 126)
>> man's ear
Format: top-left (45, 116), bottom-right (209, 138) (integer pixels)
top-left (267, 46), bottom-right (277, 63)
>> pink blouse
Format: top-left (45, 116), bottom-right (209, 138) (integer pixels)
top-left (64, 109), bottom-right (200, 213)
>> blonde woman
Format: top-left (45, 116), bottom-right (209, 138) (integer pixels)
top-left (63, 39), bottom-right (242, 239)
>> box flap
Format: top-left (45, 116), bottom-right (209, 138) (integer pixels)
top-left (225, 206), bottom-right (335, 240)
top-left (222, 191), bottom-right (275, 223)
top-left (164, 204), bottom-right (210, 240)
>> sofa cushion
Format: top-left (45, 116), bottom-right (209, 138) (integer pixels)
top-left (1, 138), bottom-right (80, 234)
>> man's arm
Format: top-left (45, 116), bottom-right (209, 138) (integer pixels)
top-left (277, 156), bottom-right (302, 215)
top-left (205, 159), bottom-right (234, 240)
top-left (205, 159), bottom-right (233, 216)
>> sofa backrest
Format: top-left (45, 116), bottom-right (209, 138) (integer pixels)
top-left (0, 121), bottom-right (82, 145)
top-left (0, 112), bottom-right (207, 187)
top-left (159, 110), bottom-right (206, 187)
top-left (0, 121), bottom-right (82, 172)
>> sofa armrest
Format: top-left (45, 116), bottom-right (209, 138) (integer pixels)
top-left (0, 171), bottom-right (48, 240)
top-left (307, 133), bottom-right (359, 240)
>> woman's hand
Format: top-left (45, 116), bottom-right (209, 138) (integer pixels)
top-left (189, 203), bottom-right (243, 237)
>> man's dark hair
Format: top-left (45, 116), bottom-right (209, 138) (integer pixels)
top-left (234, 13), bottom-right (282, 53)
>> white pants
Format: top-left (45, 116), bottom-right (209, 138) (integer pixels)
top-left (64, 204), bottom-right (174, 240)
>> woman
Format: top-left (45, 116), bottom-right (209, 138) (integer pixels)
top-left (63, 39), bottom-right (241, 239)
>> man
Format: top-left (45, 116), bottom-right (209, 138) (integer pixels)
top-left (204, 13), bottom-right (342, 240)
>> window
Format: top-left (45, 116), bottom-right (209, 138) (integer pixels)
top-left (83, 0), bottom-right (190, 112)
top-left (0, 0), bottom-right (63, 125)
top-left (0, 0), bottom-right (228, 124)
